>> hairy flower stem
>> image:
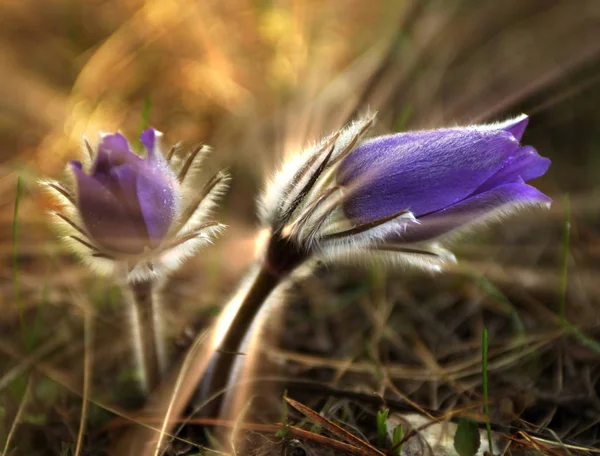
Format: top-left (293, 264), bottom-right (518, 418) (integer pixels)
top-left (197, 233), bottom-right (307, 419)
top-left (130, 279), bottom-right (165, 393)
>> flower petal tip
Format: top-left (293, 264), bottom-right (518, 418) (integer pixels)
top-left (502, 114), bottom-right (529, 141)
top-left (140, 128), bottom-right (163, 154)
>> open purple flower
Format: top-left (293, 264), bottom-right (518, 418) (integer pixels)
top-left (43, 128), bottom-right (229, 281)
top-left (257, 114), bottom-right (550, 272)
top-left (337, 115), bottom-right (551, 244)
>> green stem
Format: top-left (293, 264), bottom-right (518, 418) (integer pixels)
top-left (12, 177), bottom-right (25, 344)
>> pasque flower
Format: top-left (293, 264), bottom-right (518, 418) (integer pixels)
top-left (259, 114), bottom-right (550, 271)
top-left (337, 114), bottom-right (551, 247)
top-left (43, 127), bottom-right (229, 392)
top-left (43, 128), bottom-right (229, 281)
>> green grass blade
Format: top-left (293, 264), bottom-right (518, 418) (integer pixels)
top-left (26, 282), bottom-right (49, 352)
top-left (12, 176), bottom-right (25, 343)
top-left (559, 193), bottom-right (570, 325)
top-left (481, 327), bottom-right (493, 453)
top-left (139, 95), bottom-right (152, 134)
top-left (476, 275), bottom-right (525, 337)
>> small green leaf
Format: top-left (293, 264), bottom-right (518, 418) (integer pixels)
top-left (276, 392), bottom-right (290, 437)
top-left (391, 425), bottom-right (404, 455)
top-left (454, 418), bottom-right (481, 456)
top-left (376, 408), bottom-right (389, 447)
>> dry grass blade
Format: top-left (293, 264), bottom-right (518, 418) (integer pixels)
top-left (267, 334), bottom-right (558, 382)
top-left (106, 417), bottom-right (375, 456)
top-left (0, 339), bottom-right (202, 454)
top-left (150, 329), bottom-right (213, 456)
top-left (0, 335), bottom-right (64, 392)
top-left (283, 425), bottom-right (377, 456)
top-left (508, 430), bottom-right (600, 455)
top-left (1, 376), bottom-right (31, 456)
top-left (285, 397), bottom-right (387, 456)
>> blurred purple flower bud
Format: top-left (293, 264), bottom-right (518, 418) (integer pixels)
top-left (43, 128), bottom-right (229, 281)
top-left (337, 115), bottom-right (551, 243)
top-left (70, 130), bottom-right (178, 254)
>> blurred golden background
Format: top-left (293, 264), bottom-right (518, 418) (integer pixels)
top-left (1, 0), bottom-right (600, 454)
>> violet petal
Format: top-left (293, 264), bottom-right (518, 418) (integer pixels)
top-left (70, 161), bottom-right (146, 254)
top-left (501, 115), bottom-right (528, 141)
top-left (97, 133), bottom-right (142, 168)
top-left (475, 146), bottom-right (551, 194)
top-left (395, 182), bottom-right (552, 244)
top-left (338, 129), bottom-right (520, 222)
top-left (136, 167), bottom-right (177, 248)
top-left (140, 128), bottom-right (157, 157)
top-left (140, 128), bottom-right (166, 164)
top-left (108, 164), bottom-right (149, 243)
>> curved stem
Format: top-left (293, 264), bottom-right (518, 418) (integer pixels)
top-left (196, 234), bottom-right (308, 419)
top-left (195, 264), bottom-right (283, 418)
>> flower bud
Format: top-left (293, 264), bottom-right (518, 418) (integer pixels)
top-left (70, 130), bottom-right (178, 254)
top-left (43, 128), bottom-right (229, 281)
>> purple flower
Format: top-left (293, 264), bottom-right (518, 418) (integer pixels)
top-left (255, 114), bottom-right (550, 273)
top-left (70, 129), bottom-right (179, 254)
top-left (43, 128), bottom-right (229, 281)
top-left (337, 115), bottom-right (551, 243)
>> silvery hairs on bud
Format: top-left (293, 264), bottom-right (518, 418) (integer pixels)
top-left (41, 128), bottom-right (230, 392)
top-left (41, 128), bottom-right (229, 282)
